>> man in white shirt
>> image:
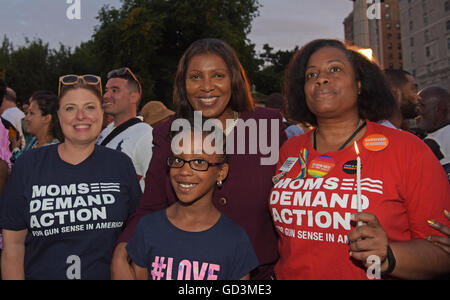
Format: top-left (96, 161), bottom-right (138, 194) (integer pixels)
top-left (97, 67), bottom-right (153, 191)
top-left (0, 87), bottom-right (25, 150)
top-left (417, 86), bottom-right (450, 178)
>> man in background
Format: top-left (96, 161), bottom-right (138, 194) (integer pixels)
top-left (1, 87), bottom-right (25, 154)
top-left (383, 69), bottom-right (422, 130)
top-left (96, 67), bottom-right (153, 192)
top-left (417, 86), bottom-right (450, 179)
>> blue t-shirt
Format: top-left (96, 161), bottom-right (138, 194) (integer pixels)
top-left (0, 144), bottom-right (142, 280)
top-left (126, 209), bottom-right (259, 280)
top-left (285, 124), bottom-right (304, 139)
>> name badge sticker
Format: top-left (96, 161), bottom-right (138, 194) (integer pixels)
top-left (279, 157), bottom-right (298, 173)
top-left (272, 172), bottom-right (286, 185)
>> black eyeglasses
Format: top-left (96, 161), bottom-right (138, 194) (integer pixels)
top-left (167, 156), bottom-right (225, 172)
top-left (107, 67), bottom-right (142, 95)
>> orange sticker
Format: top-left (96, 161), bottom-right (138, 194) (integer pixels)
top-left (363, 134), bottom-right (389, 151)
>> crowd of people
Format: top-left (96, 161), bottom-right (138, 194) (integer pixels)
top-left (0, 37), bottom-right (448, 280)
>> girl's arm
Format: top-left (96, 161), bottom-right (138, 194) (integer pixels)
top-left (240, 274), bottom-right (250, 280)
top-left (111, 242), bottom-right (135, 280)
top-left (132, 262), bottom-right (148, 280)
top-left (1, 229), bottom-right (27, 280)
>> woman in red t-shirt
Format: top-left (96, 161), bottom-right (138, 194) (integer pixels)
top-left (269, 39), bottom-right (450, 279)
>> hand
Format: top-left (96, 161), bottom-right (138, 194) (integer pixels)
top-left (426, 210), bottom-right (450, 254)
top-left (348, 213), bottom-right (389, 271)
top-left (110, 242), bottom-right (136, 280)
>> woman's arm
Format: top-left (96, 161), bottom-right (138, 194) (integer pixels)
top-left (388, 239), bottom-right (450, 279)
top-left (1, 229), bottom-right (27, 280)
top-left (426, 210), bottom-right (450, 254)
top-left (349, 213), bottom-right (450, 279)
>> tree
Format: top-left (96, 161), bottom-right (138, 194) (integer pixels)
top-left (91, 0), bottom-right (262, 109)
top-left (2, 38), bottom-right (58, 101)
top-left (0, 36), bottom-right (13, 81)
top-left (253, 44), bottom-right (298, 95)
top-left (0, 0), bottom-right (264, 106)
top-left (0, 36), bottom-right (99, 103)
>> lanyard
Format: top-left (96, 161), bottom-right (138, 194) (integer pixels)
top-left (313, 120), bottom-right (367, 151)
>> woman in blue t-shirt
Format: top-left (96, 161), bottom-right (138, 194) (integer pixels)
top-left (126, 126), bottom-right (258, 280)
top-left (0, 76), bottom-right (141, 279)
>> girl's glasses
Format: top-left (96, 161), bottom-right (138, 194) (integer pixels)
top-left (167, 156), bottom-right (225, 172)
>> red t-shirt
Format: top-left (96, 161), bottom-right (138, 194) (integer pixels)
top-left (269, 121), bottom-right (450, 279)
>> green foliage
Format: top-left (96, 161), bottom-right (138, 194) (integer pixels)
top-left (253, 44), bottom-right (299, 95)
top-left (90, 0), bottom-right (262, 109)
top-left (0, 38), bottom-right (56, 102)
top-left (0, 0), bottom-right (299, 108)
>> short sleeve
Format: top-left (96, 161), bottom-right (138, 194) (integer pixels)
top-left (230, 230), bottom-right (259, 280)
top-left (401, 137), bottom-right (450, 239)
top-left (0, 154), bottom-right (28, 231)
top-left (126, 218), bottom-right (149, 268)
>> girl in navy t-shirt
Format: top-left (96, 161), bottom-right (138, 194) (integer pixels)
top-left (126, 127), bottom-right (259, 280)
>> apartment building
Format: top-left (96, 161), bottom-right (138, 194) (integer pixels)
top-left (399, 0), bottom-right (450, 89)
top-left (344, 0), bottom-right (403, 69)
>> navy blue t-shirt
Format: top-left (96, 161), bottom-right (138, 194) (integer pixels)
top-left (0, 144), bottom-right (141, 279)
top-left (126, 209), bottom-right (259, 280)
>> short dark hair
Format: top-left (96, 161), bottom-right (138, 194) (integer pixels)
top-left (383, 69), bottom-right (412, 89)
top-left (5, 88), bottom-right (16, 103)
top-left (31, 91), bottom-right (64, 142)
top-left (283, 39), bottom-right (396, 126)
top-left (173, 38), bottom-right (255, 122)
top-left (108, 72), bottom-right (142, 96)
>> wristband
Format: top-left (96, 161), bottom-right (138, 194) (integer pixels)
top-left (383, 245), bottom-right (396, 274)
